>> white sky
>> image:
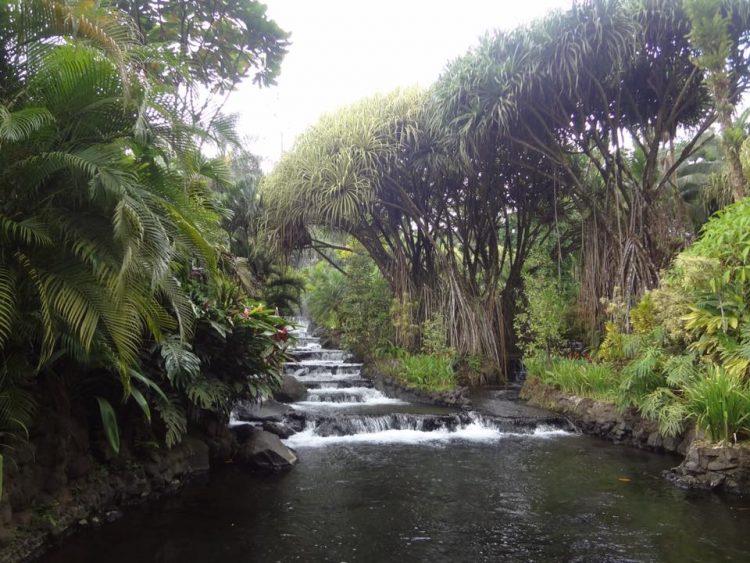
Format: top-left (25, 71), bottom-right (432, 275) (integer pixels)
top-left (226, 0), bottom-right (573, 170)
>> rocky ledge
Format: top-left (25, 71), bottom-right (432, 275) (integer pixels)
top-left (520, 377), bottom-right (693, 455)
top-left (664, 441), bottom-right (750, 493)
top-left (1, 411), bottom-right (298, 563)
top-left (362, 365), bottom-right (471, 408)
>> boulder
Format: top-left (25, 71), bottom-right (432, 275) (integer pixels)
top-left (235, 429), bottom-right (297, 471)
top-left (274, 375), bottom-right (309, 403)
top-left (262, 421), bottom-right (296, 439)
top-left (181, 436), bottom-right (211, 474)
top-left (664, 440), bottom-right (750, 493)
top-left (233, 399), bottom-right (294, 422)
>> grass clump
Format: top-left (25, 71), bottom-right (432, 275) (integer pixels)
top-left (525, 355), bottom-right (618, 401)
top-left (684, 366), bottom-right (750, 443)
top-left (378, 352), bottom-right (456, 392)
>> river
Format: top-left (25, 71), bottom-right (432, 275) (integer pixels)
top-left (36, 321), bottom-right (750, 563)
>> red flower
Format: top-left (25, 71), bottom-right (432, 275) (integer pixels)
top-left (272, 327), bottom-right (289, 342)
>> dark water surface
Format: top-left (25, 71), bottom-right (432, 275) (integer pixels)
top-left (38, 434), bottom-right (750, 563)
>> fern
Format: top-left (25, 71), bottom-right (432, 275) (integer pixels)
top-left (155, 395), bottom-right (187, 449)
top-left (186, 378), bottom-right (231, 413)
top-left (663, 354), bottom-right (700, 388)
top-left (160, 336), bottom-right (201, 389)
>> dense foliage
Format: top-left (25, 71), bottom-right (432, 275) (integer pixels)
top-left (265, 0), bottom-right (750, 383)
top-left (262, 0), bottom-right (750, 444)
top-left (0, 0), bottom-right (291, 487)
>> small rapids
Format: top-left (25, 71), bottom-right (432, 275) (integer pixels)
top-left (285, 420), bottom-right (569, 447)
top-left (284, 412), bottom-right (571, 447)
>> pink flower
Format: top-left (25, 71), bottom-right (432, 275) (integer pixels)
top-left (242, 306), bottom-right (250, 319)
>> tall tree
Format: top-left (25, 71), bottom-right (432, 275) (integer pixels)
top-left (434, 0), bottom-right (750, 328)
top-left (685, 0), bottom-right (750, 202)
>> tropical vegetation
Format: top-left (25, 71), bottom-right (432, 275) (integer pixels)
top-left (265, 0), bottom-right (750, 443)
top-left (0, 0), bottom-right (292, 495)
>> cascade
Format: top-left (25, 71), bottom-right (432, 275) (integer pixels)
top-left (273, 319), bottom-right (571, 447)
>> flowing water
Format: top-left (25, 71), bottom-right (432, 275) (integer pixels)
top-left (37, 321), bottom-right (750, 562)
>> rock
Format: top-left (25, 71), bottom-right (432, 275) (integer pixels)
top-left (262, 421), bottom-right (296, 439)
top-left (285, 413), bottom-right (307, 433)
top-left (274, 375), bottom-right (309, 403)
top-left (181, 436), bottom-right (210, 474)
top-left (235, 429), bottom-right (297, 471)
top-left (66, 455), bottom-right (93, 480)
top-left (104, 509), bottom-right (123, 523)
top-left (665, 441), bottom-right (750, 494)
top-left (233, 399), bottom-right (294, 422)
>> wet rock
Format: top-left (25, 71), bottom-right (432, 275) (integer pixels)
top-left (235, 429), bottom-right (297, 471)
top-left (104, 509), bottom-right (123, 523)
top-left (182, 436), bottom-right (210, 474)
top-left (234, 399), bottom-right (294, 422)
top-left (274, 375), bottom-right (309, 403)
top-left (262, 421), bottom-right (296, 439)
top-left (285, 413), bottom-right (307, 433)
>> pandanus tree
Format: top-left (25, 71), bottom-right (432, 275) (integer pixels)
top-left (263, 88), bottom-right (567, 375)
top-left (433, 0), bottom-right (750, 330)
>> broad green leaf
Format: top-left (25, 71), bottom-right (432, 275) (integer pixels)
top-left (96, 397), bottom-right (120, 454)
top-left (130, 387), bottom-right (151, 423)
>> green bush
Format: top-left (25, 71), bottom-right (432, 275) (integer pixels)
top-left (685, 366), bottom-right (750, 443)
top-left (304, 248), bottom-right (394, 360)
top-left (514, 248), bottom-right (573, 357)
top-left (681, 199), bottom-right (750, 376)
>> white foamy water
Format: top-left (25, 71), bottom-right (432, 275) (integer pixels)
top-left (291, 397), bottom-right (407, 410)
top-left (292, 387), bottom-right (408, 409)
top-left (283, 423), bottom-right (571, 448)
top-left (296, 376), bottom-right (363, 386)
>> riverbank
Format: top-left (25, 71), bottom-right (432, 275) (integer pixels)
top-left (520, 377), bottom-right (750, 494)
top-left (0, 433), bottom-right (211, 563)
top-left (519, 377), bottom-right (693, 454)
top-left (0, 411), bottom-right (299, 563)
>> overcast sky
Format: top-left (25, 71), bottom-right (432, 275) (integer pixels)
top-left (226, 0), bottom-right (573, 169)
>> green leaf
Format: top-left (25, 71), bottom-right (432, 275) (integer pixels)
top-left (209, 320), bottom-right (228, 338)
top-left (95, 397), bottom-right (120, 454)
top-left (130, 387), bottom-right (151, 423)
top-left (129, 369), bottom-right (168, 402)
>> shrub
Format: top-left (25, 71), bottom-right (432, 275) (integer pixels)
top-left (514, 248), bottom-right (573, 358)
top-left (421, 313), bottom-right (452, 356)
top-left (681, 200), bottom-right (750, 376)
